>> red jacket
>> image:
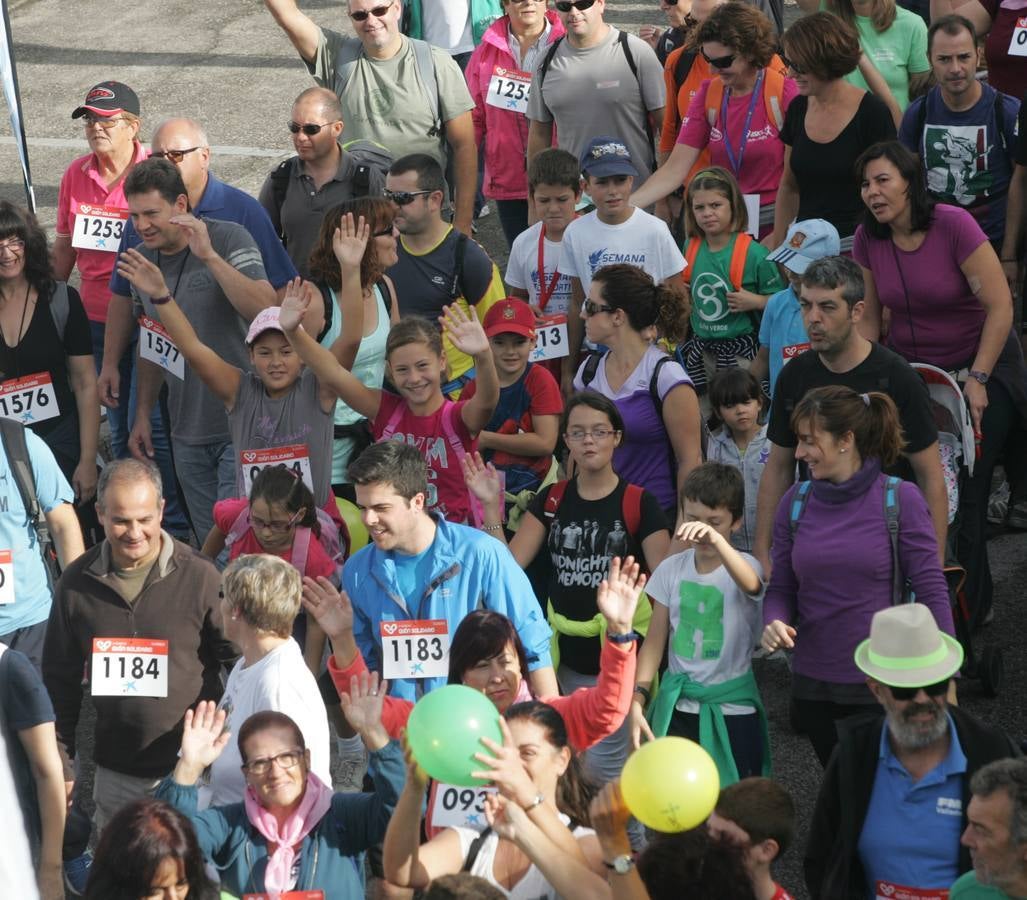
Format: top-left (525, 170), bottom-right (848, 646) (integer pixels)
top-left (465, 12), bottom-right (565, 201)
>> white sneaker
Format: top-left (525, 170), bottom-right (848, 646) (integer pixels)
top-left (332, 737), bottom-right (367, 793)
top-left (477, 203), bottom-right (491, 219)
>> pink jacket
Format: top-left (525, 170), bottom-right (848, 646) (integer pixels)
top-left (466, 12), bottom-right (565, 201)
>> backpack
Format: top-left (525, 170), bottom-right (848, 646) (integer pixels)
top-left (0, 418), bottom-right (59, 588)
top-left (225, 504), bottom-right (348, 572)
top-left (704, 59), bottom-right (788, 133)
top-left (49, 282), bottom-right (70, 340)
top-left (321, 276), bottom-right (395, 338)
top-left (788, 475), bottom-right (912, 606)
top-left (580, 351), bottom-right (674, 425)
top-left (539, 31), bottom-right (657, 171)
top-left (542, 479), bottom-right (645, 538)
top-left (683, 233), bottom-right (752, 289)
top-left (268, 139), bottom-right (393, 245)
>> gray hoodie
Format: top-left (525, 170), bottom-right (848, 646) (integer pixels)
top-left (706, 424), bottom-right (770, 553)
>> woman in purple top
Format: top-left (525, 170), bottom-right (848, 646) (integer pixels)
top-left (853, 140), bottom-right (1027, 631)
top-left (761, 385), bottom-right (953, 766)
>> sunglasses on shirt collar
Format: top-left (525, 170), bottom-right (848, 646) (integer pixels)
top-left (887, 679), bottom-right (950, 701)
top-left (700, 48), bottom-right (737, 69)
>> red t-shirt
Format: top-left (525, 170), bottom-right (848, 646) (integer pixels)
top-left (213, 498), bottom-right (337, 580)
top-left (982, 0), bottom-right (1027, 98)
top-left (462, 363), bottom-right (562, 488)
top-left (771, 884), bottom-right (795, 900)
top-left (373, 393), bottom-right (477, 523)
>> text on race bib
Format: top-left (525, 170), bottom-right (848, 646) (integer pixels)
top-left (0, 551), bottom-right (13, 605)
top-left (486, 66), bottom-right (531, 115)
top-left (90, 638), bottom-right (169, 697)
top-left (138, 317), bottom-right (185, 380)
top-left (781, 342), bottom-right (810, 363)
top-left (430, 783), bottom-right (496, 832)
top-left (71, 204), bottom-right (127, 252)
top-left (380, 619), bottom-right (449, 680)
top-left (1010, 17), bottom-right (1027, 56)
top-left (243, 893), bottom-right (324, 900)
top-left (0, 373), bottom-right (58, 424)
top-left (529, 314), bottom-right (568, 362)
top-left (241, 444), bottom-right (314, 493)
top-left (874, 882), bottom-right (948, 900)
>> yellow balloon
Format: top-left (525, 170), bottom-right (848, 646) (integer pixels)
top-left (620, 737), bottom-right (720, 832)
top-left (337, 496), bottom-right (369, 555)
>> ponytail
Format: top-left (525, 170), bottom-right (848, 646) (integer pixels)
top-left (593, 263), bottom-right (690, 346)
top-left (789, 385), bottom-right (906, 466)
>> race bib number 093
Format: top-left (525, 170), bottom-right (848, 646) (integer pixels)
top-left (430, 783), bottom-right (495, 831)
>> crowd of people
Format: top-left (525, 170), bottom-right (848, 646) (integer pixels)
top-left (1, 0), bottom-right (1027, 897)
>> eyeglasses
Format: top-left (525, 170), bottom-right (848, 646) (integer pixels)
top-left (780, 55), bottom-right (806, 75)
top-left (242, 749), bottom-right (304, 776)
top-left (373, 224), bottom-right (396, 237)
top-left (288, 120), bottom-right (341, 136)
top-left (0, 238), bottom-right (25, 255)
top-left (582, 300), bottom-right (616, 316)
top-left (151, 147), bottom-right (203, 164)
top-left (82, 115), bottom-right (127, 130)
top-left (701, 48), bottom-right (737, 69)
top-left (350, 1), bottom-right (394, 21)
top-left (555, 0), bottom-right (597, 11)
top-left (888, 679), bottom-right (950, 701)
top-left (250, 508), bottom-right (303, 534)
top-left (384, 189), bottom-right (433, 206)
top-left (566, 428), bottom-right (618, 442)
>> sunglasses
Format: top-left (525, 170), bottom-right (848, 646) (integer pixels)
top-left (888, 679), bottom-right (950, 701)
top-left (701, 48), bottom-right (737, 69)
top-left (350, 0), bottom-right (393, 21)
top-left (384, 188), bottom-right (433, 205)
top-left (373, 224), bottom-right (396, 237)
top-left (288, 120), bottom-right (340, 136)
top-left (780, 55), bottom-right (806, 75)
top-left (555, 0), bottom-right (597, 12)
top-left (151, 147), bottom-right (203, 163)
top-left (82, 115), bottom-right (128, 130)
top-left (582, 300), bottom-right (616, 316)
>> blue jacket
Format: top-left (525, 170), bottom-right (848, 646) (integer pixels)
top-left (155, 741), bottom-right (404, 900)
top-left (344, 514), bottom-right (553, 700)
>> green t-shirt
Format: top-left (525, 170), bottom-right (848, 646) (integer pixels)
top-left (824, 3), bottom-right (929, 111)
top-left (685, 234), bottom-right (785, 340)
top-left (951, 870), bottom-right (1021, 899)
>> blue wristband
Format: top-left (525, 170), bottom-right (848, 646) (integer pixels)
top-left (607, 630), bottom-right (640, 644)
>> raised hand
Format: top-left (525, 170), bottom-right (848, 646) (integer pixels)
top-left (339, 670), bottom-right (390, 750)
top-left (169, 214), bottom-right (216, 261)
top-left (400, 730), bottom-right (429, 792)
top-left (462, 451), bottom-right (503, 506)
top-left (178, 700), bottom-right (230, 780)
top-left (440, 303), bottom-right (489, 357)
top-left (332, 213), bottom-right (371, 270)
top-left (115, 248), bottom-right (170, 300)
top-left (278, 276), bottom-right (311, 332)
top-left (484, 792), bottom-right (531, 843)
top-left (597, 556), bottom-right (646, 636)
top-left (471, 717), bottom-right (540, 809)
top-left (301, 576), bottom-right (354, 641)
top-left (674, 520), bottom-right (723, 550)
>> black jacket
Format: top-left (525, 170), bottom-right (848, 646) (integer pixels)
top-left (804, 706), bottom-right (1020, 899)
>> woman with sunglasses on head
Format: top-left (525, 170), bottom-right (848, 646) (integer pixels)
top-left (465, 0), bottom-right (565, 248)
top-left (156, 688), bottom-right (402, 900)
top-left (759, 385), bottom-right (954, 766)
top-left (768, 13), bottom-right (897, 254)
top-left (630, 2), bottom-right (795, 238)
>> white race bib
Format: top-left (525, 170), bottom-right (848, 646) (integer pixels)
top-left (529, 314), bottom-right (569, 362)
top-left (486, 65), bottom-right (531, 115)
top-left (1010, 17), bottom-right (1027, 56)
top-left (138, 317), bottom-right (185, 380)
top-left (380, 619), bottom-right (449, 680)
top-left (744, 194), bottom-right (761, 238)
top-left (240, 444), bottom-right (314, 493)
top-left (90, 638), bottom-right (169, 697)
top-left (71, 203), bottom-right (127, 252)
top-left (430, 783), bottom-right (495, 831)
top-left (0, 551), bottom-right (14, 605)
top-left (0, 373), bottom-right (58, 424)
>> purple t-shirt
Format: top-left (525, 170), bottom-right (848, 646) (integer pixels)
top-left (853, 204), bottom-right (988, 368)
top-left (573, 345), bottom-right (693, 511)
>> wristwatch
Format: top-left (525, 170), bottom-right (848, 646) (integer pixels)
top-left (607, 630), bottom-right (640, 644)
top-left (968, 370), bottom-right (990, 385)
top-left (603, 854), bottom-right (636, 875)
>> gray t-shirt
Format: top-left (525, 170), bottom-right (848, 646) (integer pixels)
top-left (308, 30), bottom-right (475, 166)
top-left (131, 218), bottom-right (266, 445)
top-left (228, 368), bottom-right (334, 508)
top-left (526, 28), bottom-right (665, 186)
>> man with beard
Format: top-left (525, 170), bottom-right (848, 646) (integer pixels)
top-left (805, 604), bottom-right (1019, 899)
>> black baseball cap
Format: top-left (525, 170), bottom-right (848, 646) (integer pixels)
top-left (72, 81), bottom-right (140, 119)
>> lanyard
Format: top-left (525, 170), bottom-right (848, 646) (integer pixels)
top-left (536, 224), bottom-right (562, 312)
top-left (157, 246), bottom-right (192, 300)
top-left (721, 69), bottom-right (763, 177)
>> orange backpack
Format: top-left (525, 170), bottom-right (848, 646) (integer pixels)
top-left (683, 232), bottom-right (753, 289)
top-left (703, 56), bottom-right (788, 133)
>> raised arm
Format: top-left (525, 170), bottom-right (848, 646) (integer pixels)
top-left (264, 0), bottom-right (321, 63)
top-left (443, 304), bottom-right (499, 434)
top-left (676, 521), bottom-right (762, 594)
top-left (326, 213), bottom-right (370, 370)
top-left (115, 248), bottom-right (241, 407)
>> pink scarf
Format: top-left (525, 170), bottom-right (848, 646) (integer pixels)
top-left (244, 771), bottom-right (334, 896)
top-left (513, 678), bottom-right (533, 704)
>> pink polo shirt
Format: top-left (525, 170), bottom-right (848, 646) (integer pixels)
top-left (55, 140), bottom-right (148, 322)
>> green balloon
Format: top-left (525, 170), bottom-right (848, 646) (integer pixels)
top-left (407, 684), bottom-right (503, 786)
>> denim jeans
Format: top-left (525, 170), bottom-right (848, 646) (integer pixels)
top-left (89, 321), bottom-right (189, 535)
top-left (171, 439), bottom-right (237, 547)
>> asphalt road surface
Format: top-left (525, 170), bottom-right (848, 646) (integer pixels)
top-left (3, 1), bottom-right (1024, 897)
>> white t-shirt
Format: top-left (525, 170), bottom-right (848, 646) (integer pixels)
top-left (421, 0), bottom-right (474, 56)
top-left (454, 817), bottom-right (596, 899)
top-left (202, 638), bottom-right (331, 807)
top-left (506, 220), bottom-right (574, 317)
top-left (559, 208), bottom-right (685, 295)
top-left (646, 549), bottom-right (764, 715)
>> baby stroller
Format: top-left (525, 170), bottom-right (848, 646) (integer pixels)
top-left (912, 363), bottom-right (1002, 696)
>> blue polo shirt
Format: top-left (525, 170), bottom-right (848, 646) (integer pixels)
top-left (857, 713), bottom-right (967, 898)
top-left (109, 173), bottom-right (297, 296)
top-left (759, 284), bottom-right (810, 398)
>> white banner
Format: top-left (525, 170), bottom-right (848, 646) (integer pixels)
top-left (0, 1), bottom-right (34, 211)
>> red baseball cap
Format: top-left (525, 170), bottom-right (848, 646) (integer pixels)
top-left (483, 298), bottom-right (536, 339)
top-left (72, 81), bottom-right (140, 119)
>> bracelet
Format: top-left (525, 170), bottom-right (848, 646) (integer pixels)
top-left (151, 293), bottom-right (173, 306)
top-left (525, 792), bottom-right (545, 811)
top-left (481, 523), bottom-right (503, 533)
top-left (607, 630), bottom-right (640, 644)
top-left (633, 684), bottom-right (651, 705)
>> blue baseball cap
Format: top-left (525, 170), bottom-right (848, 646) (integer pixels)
top-left (767, 219), bottom-right (841, 274)
top-left (579, 136), bottom-right (638, 178)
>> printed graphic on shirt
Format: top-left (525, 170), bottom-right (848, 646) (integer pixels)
top-left (588, 247), bottom-right (649, 272)
top-left (672, 581), bottom-right (725, 661)
top-left (692, 271), bottom-right (732, 330)
top-left (548, 515), bottom-right (629, 588)
top-left (924, 124), bottom-right (993, 205)
top-left (387, 431), bottom-right (460, 520)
